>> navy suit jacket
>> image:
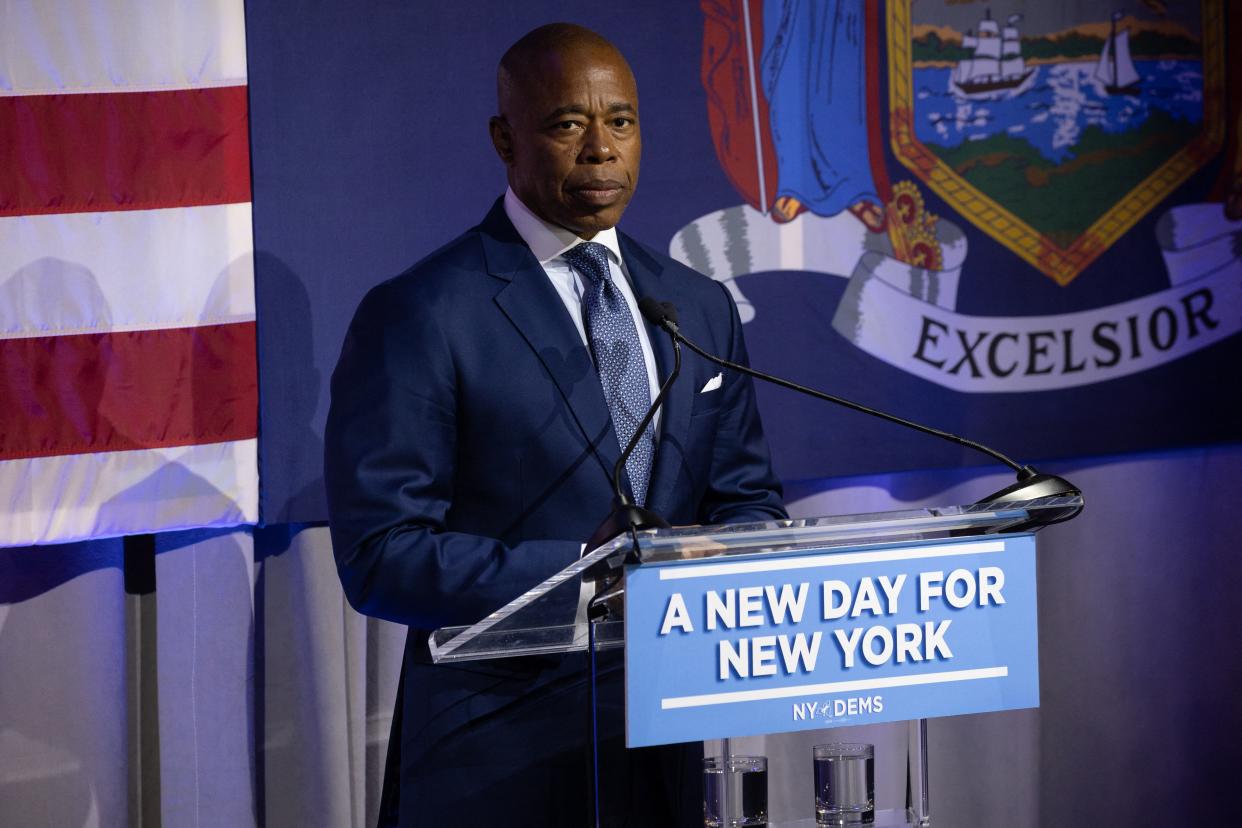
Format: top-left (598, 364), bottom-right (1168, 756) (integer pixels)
top-left (324, 199), bottom-right (784, 824)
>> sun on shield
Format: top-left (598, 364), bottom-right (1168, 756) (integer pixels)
top-left (888, 1), bottom-right (1225, 286)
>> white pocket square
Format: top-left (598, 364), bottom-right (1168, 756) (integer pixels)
top-left (699, 372), bottom-right (723, 393)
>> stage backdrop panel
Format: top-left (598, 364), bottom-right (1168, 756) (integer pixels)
top-left (244, 0), bottom-right (1241, 523)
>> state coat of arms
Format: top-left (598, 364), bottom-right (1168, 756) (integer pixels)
top-left (890, 0), bottom-right (1225, 285)
top-left (673, 0), bottom-right (1239, 395)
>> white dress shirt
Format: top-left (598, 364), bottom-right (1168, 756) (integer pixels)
top-left (503, 188), bottom-right (662, 432)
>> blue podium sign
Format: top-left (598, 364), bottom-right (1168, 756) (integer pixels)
top-left (624, 534), bottom-right (1039, 747)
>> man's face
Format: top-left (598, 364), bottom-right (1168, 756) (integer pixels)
top-left (491, 45), bottom-right (641, 238)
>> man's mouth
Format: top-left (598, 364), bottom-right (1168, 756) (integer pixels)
top-left (568, 180), bottom-right (626, 205)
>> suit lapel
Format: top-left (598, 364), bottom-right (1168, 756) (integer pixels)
top-left (619, 234), bottom-right (693, 516)
top-left (481, 202), bottom-right (624, 488)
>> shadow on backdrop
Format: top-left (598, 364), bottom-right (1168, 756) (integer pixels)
top-left (254, 252), bottom-right (326, 524)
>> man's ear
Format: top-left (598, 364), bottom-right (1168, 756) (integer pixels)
top-left (489, 116), bottom-right (514, 164)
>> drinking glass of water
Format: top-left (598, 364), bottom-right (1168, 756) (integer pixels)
top-left (703, 755), bottom-right (768, 827)
top-left (813, 743), bottom-right (874, 825)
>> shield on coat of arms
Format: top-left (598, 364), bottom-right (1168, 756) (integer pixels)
top-left (888, 0), bottom-right (1225, 286)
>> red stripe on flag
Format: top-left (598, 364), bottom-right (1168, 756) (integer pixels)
top-left (0, 322), bottom-right (257, 460)
top-left (0, 86), bottom-right (252, 217)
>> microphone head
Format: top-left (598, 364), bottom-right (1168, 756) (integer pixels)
top-left (638, 296), bottom-right (666, 326)
top-left (638, 297), bottom-right (680, 330)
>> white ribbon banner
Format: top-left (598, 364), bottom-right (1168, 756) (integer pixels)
top-left (671, 203), bottom-right (1241, 393)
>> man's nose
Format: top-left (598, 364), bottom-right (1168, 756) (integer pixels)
top-left (579, 121), bottom-right (616, 163)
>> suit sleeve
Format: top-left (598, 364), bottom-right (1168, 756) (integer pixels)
top-left (697, 281), bottom-right (789, 525)
top-left (324, 280), bottom-right (580, 629)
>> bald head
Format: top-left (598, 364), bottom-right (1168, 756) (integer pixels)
top-left (489, 24), bottom-right (641, 237)
top-left (496, 24), bottom-right (631, 118)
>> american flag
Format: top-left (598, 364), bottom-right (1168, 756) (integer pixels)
top-left (0, 1), bottom-right (259, 546)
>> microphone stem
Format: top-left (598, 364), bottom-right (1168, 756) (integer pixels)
top-left (671, 329), bottom-right (1026, 475)
top-left (613, 338), bottom-right (682, 505)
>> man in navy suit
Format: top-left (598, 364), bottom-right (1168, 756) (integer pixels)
top-left (325, 23), bottom-right (785, 826)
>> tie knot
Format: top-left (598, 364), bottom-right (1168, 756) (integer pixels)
top-left (563, 241), bottom-right (613, 286)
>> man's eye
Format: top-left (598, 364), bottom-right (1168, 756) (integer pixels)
top-left (556, 121), bottom-right (580, 131)
top-left (612, 118), bottom-right (633, 128)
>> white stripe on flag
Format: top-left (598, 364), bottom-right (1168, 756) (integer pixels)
top-left (0, 0), bottom-right (248, 96)
top-left (0, 439), bottom-right (259, 547)
top-left (0, 204), bottom-right (256, 339)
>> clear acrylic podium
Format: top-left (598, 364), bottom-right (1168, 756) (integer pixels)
top-left (429, 495), bottom-right (1081, 827)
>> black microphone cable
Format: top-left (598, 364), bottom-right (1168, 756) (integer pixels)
top-left (637, 297), bottom-right (1081, 515)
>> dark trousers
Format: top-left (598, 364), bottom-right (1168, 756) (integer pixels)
top-left (383, 653), bottom-right (702, 827)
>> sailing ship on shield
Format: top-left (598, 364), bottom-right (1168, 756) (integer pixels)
top-left (1096, 11), bottom-right (1141, 95)
top-left (952, 10), bottom-right (1033, 96)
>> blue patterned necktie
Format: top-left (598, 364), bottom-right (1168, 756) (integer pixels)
top-left (563, 241), bottom-right (655, 507)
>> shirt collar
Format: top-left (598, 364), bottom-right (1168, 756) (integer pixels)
top-left (503, 187), bottom-right (622, 267)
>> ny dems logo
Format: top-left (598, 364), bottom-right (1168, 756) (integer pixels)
top-left (672, 0), bottom-right (1239, 393)
top-left (792, 695), bottom-right (884, 724)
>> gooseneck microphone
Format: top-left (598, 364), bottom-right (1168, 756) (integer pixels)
top-left (582, 324), bottom-right (682, 560)
top-left (637, 297), bottom-right (1082, 523)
